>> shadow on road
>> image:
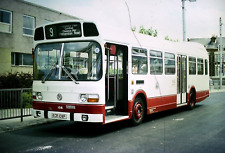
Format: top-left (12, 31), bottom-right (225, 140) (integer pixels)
top-left (12, 104), bottom-right (203, 138)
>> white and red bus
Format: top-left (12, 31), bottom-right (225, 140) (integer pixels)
top-left (32, 20), bottom-right (209, 125)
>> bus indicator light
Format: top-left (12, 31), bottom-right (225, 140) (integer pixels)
top-left (87, 94), bottom-right (99, 102)
top-left (88, 98), bottom-right (99, 102)
top-left (32, 92), bottom-right (37, 99)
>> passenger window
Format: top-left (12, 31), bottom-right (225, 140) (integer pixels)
top-left (205, 59), bottom-right (208, 75)
top-left (189, 57), bottom-right (196, 75)
top-left (150, 50), bottom-right (163, 74)
top-left (164, 53), bottom-right (175, 75)
top-left (132, 48), bottom-right (147, 74)
top-left (197, 58), bottom-right (204, 75)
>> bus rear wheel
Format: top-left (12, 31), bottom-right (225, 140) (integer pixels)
top-left (132, 97), bottom-right (145, 125)
top-left (188, 91), bottom-right (196, 110)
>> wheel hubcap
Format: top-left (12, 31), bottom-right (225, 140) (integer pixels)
top-left (134, 102), bottom-right (143, 121)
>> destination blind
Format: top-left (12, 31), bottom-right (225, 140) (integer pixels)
top-left (45, 22), bottom-right (82, 39)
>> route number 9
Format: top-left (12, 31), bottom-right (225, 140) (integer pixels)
top-left (49, 28), bottom-right (54, 37)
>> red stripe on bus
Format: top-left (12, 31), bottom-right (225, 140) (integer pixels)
top-left (147, 95), bottom-right (177, 114)
top-left (196, 90), bottom-right (209, 103)
top-left (33, 101), bottom-right (105, 114)
top-left (129, 93), bottom-right (177, 116)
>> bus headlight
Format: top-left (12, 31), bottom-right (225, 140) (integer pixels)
top-left (33, 92), bottom-right (43, 100)
top-left (80, 94), bottom-right (99, 103)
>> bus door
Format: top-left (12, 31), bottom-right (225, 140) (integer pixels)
top-left (105, 44), bottom-right (128, 115)
top-left (177, 55), bottom-right (187, 105)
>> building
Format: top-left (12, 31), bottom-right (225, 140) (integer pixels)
top-left (0, 0), bottom-right (80, 75)
top-left (188, 36), bottom-right (225, 83)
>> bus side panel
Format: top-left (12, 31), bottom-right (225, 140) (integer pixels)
top-left (128, 93), bottom-right (177, 117)
top-left (147, 95), bottom-right (177, 114)
top-left (187, 72), bottom-right (209, 103)
top-left (196, 90), bottom-right (209, 102)
top-left (187, 90), bottom-right (209, 103)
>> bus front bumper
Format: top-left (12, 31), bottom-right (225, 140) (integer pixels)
top-left (32, 109), bottom-right (103, 123)
top-left (32, 101), bottom-right (104, 123)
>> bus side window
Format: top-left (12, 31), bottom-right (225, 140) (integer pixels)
top-left (189, 56), bottom-right (196, 75)
top-left (197, 58), bottom-right (204, 75)
top-left (150, 50), bottom-right (163, 75)
top-left (205, 59), bottom-right (208, 75)
top-left (132, 48), bottom-right (148, 74)
top-left (164, 52), bottom-right (175, 75)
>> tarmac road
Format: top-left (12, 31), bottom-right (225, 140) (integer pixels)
top-left (0, 92), bottom-right (225, 153)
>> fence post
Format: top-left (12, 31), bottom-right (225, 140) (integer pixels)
top-left (20, 89), bottom-right (23, 122)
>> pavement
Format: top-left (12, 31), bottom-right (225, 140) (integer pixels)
top-left (209, 85), bottom-right (225, 93)
top-left (0, 116), bottom-right (57, 134)
top-left (0, 85), bottom-right (225, 134)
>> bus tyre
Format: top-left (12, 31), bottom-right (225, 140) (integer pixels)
top-left (188, 91), bottom-right (196, 110)
top-left (132, 97), bottom-right (145, 125)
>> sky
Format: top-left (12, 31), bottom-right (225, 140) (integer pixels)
top-left (25, 0), bottom-right (225, 41)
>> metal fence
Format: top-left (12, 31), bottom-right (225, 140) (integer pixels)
top-left (0, 88), bottom-right (32, 121)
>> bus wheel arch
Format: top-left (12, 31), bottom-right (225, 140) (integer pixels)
top-left (131, 93), bottom-right (147, 125)
top-left (188, 88), bottom-right (196, 110)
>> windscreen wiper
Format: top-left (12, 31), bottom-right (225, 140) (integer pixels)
top-left (62, 66), bottom-right (79, 84)
top-left (41, 64), bottom-right (57, 83)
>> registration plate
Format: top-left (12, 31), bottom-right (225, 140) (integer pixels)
top-left (51, 113), bottom-right (67, 119)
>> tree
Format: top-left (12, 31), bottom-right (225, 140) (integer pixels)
top-left (132, 25), bottom-right (158, 37)
top-left (131, 26), bottom-right (136, 32)
top-left (165, 35), bottom-right (178, 42)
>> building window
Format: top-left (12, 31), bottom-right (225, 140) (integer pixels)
top-left (189, 57), bottom-right (196, 75)
top-left (23, 15), bottom-right (35, 36)
top-left (197, 58), bottom-right (204, 75)
top-left (132, 48), bottom-right (148, 74)
top-left (214, 53), bottom-right (225, 63)
top-left (0, 9), bottom-right (12, 33)
top-left (11, 52), bottom-right (15, 65)
top-left (11, 53), bottom-right (33, 66)
top-left (150, 50), bottom-right (163, 74)
top-left (164, 52), bottom-right (175, 75)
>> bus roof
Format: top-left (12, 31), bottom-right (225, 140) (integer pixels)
top-left (34, 20), bottom-right (208, 59)
top-left (97, 23), bottom-right (208, 58)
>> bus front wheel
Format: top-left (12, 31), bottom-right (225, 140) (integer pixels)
top-left (131, 97), bottom-right (145, 125)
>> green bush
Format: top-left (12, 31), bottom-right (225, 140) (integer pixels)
top-left (22, 91), bottom-right (33, 108)
top-left (0, 72), bottom-right (33, 89)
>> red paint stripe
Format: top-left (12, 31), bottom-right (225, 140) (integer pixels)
top-left (196, 90), bottom-right (209, 103)
top-left (33, 101), bottom-right (105, 114)
top-left (147, 95), bottom-right (176, 107)
top-left (129, 93), bottom-right (177, 115)
top-left (128, 100), bottom-right (133, 119)
top-left (147, 95), bottom-right (177, 114)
